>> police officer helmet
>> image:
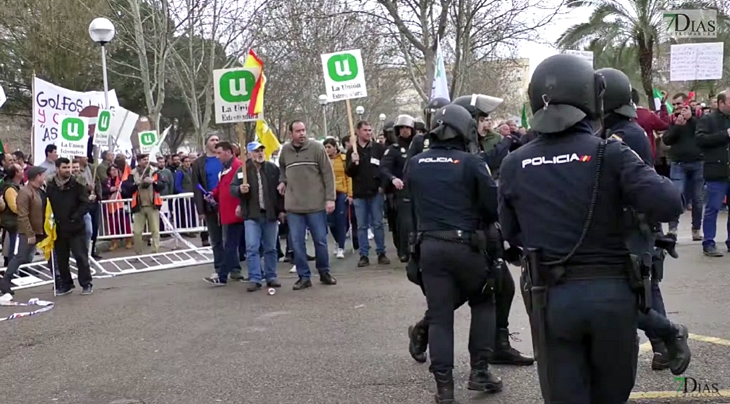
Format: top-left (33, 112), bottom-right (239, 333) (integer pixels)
top-left (595, 68), bottom-right (637, 119)
top-left (426, 97), bottom-right (450, 111)
top-left (451, 94), bottom-right (504, 120)
top-left (382, 120), bottom-right (395, 133)
top-left (528, 54), bottom-right (605, 134)
top-left (428, 104), bottom-right (475, 142)
top-left (414, 117), bottom-right (427, 132)
top-left (394, 114), bottom-right (415, 130)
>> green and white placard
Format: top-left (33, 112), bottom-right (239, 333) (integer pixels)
top-left (321, 49), bottom-right (367, 101)
top-left (94, 109), bottom-right (113, 146)
top-left (213, 67), bottom-right (263, 124)
top-left (58, 116), bottom-right (89, 158)
top-left (138, 130), bottom-right (159, 154)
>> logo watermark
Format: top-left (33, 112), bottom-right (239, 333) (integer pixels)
top-left (663, 10), bottom-right (717, 38)
top-left (675, 377), bottom-right (722, 395)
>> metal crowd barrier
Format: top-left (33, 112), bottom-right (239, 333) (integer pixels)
top-left (1, 193), bottom-right (214, 293)
top-left (97, 192), bottom-right (205, 239)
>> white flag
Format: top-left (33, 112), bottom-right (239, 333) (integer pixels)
top-left (430, 39), bottom-right (450, 101)
top-left (0, 85), bottom-right (6, 109)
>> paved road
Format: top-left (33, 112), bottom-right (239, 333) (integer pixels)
top-left (2, 214), bottom-right (730, 404)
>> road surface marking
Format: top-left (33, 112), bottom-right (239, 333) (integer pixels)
top-left (630, 390), bottom-right (730, 399)
top-left (639, 333), bottom-right (730, 354)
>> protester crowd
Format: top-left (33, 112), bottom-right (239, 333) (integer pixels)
top-left (0, 88), bottom-right (728, 299)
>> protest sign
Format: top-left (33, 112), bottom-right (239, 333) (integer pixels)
top-left (562, 50), bottom-right (594, 67)
top-left (58, 116), bottom-right (89, 158)
top-left (213, 67), bottom-right (263, 123)
top-left (670, 42), bottom-right (724, 81)
top-left (32, 77), bottom-right (134, 164)
top-left (321, 50), bottom-right (368, 101)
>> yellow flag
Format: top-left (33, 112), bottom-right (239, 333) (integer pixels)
top-left (255, 120), bottom-right (281, 160)
top-left (36, 201), bottom-right (56, 261)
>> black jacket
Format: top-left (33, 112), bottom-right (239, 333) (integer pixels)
top-left (191, 155), bottom-right (215, 215)
top-left (230, 160), bottom-right (284, 221)
top-left (345, 141), bottom-right (386, 199)
top-left (45, 176), bottom-right (89, 236)
top-left (696, 110), bottom-right (730, 181)
top-left (662, 118), bottom-right (702, 163)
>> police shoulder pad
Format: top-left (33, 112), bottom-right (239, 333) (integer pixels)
top-left (384, 148), bottom-right (390, 155)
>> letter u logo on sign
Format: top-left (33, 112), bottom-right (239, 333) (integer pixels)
top-left (219, 70), bottom-right (256, 103)
top-left (61, 117), bottom-right (85, 141)
top-left (327, 53), bottom-right (358, 82)
top-left (98, 110), bottom-right (111, 132)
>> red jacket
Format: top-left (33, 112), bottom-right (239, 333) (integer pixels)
top-left (635, 105), bottom-right (670, 160)
top-left (213, 157), bottom-right (244, 225)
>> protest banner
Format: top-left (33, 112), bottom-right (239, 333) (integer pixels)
top-left (213, 67), bottom-right (263, 123)
top-left (58, 116), bottom-right (90, 158)
top-left (32, 77), bottom-right (134, 164)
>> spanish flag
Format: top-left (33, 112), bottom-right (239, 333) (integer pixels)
top-left (255, 120), bottom-right (281, 161)
top-left (244, 49), bottom-right (265, 116)
top-left (36, 201), bottom-right (56, 261)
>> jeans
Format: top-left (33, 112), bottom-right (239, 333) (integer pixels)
top-left (353, 195), bottom-right (385, 256)
top-left (84, 213), bottom-right (93, 244)
top-left (205, 212), bottom-right (224, 271)
top-left (219, 222), bottom-right (244, 282)
top-left (0, 235), bottom-right (37, 294)
top-left (541, 279), bottom-right (638, 403)
top-left (669, 161), bottom-right (703, 230)
top-left (702, 180), bottom-right (730, 248)
top-left (55, 233), bottom-right (92, 288)
top-left (327, 193), bottom-right (348, 249)
top-left (288, 210), bottom-right (330, 280)
top-left (245, 218), bottom-right (279, 284)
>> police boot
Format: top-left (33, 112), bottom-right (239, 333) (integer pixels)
top-left (649, 338), bottom-right (669, 370)
top-left (665, 324), bottom-right (691, 376)
top-left (433, 370), bottom-right (459, 404)
top-left (489, 328), bottom-right (535, 366)
top-left (468, 357), bottom-right (503, 393)
top-left (407, 320), bottom-right (428, 363)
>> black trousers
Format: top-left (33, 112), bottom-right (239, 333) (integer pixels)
top-left (55, 233), bottom-right (92, 288)
top-left (385, 194), bottom-right (398, 251)
top-left (89, 203), bottom-right (100, 253)
top-left (420, 239), bottom-right (495, 373)
top-left (495, 261), bottom-right (516, 330)
top-left (394, 192), bottom-right (412, 259)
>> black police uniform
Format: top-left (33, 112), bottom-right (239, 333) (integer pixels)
top-left (381, 134), bottom-right (414, 261)
top-left (406, 106), bottom-right (502, 402)
top-left (500, 123), bottom-right (684, 403)
top-left (597, 67), bottom-right (691, 375)
top-left (501, 55), bottom-right (684, 403)
top-left (405, 133), bottom-right (431, 161)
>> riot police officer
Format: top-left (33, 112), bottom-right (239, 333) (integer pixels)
top-left (499, 54), bottom-right (684, 403)
top-left (424, 97), bottom-right (450, 126)
top-left (406, 104), bottom-right (502, 403)
top-left (414, 117), bottom-right (427, 135)
top-left (597, 68), bottom-right (653, 165)
top-left (406, 94), bottom-right (534, 367)
top-left (599, 67), bottom-right (691, 374)
top-left (381, 114), bottom-right (417, 262)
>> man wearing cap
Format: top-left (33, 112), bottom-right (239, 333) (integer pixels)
top-left (231, 141), bottom-right (284, 291)
top-left (0, 166), bottom-right (47, 296)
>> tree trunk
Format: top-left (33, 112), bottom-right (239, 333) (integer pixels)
top-left (636, 38), bottom-right (655, 111)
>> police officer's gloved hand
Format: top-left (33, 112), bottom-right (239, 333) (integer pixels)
top-left (504, 246), bottom-right (523, 266)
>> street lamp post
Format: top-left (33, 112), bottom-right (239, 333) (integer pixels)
top-left (318, 94), bottom-right (329, 138)
top-left (89, 17), bottom-right (116, 152)
top-left (378, 113), bottom-right (386, 136)
top-left (356, 105), bottom-right (365, 121)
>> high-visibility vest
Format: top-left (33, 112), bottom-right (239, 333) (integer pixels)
top-left (108, 176), bottom-right (124, 213)
top-left (131, 172), bottom-right (163, 210)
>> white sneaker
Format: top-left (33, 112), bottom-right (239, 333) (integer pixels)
top-left (336, 248), bottom-right (345, 259)
top-left (0, 293), bottom-right (12, 302)
top-left (368, 229), bottom-right (374, 240)
top-left (289, 265), bottom-right (297, 273)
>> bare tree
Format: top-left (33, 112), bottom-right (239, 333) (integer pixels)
top-left (254, 0), bottom-right (407, 140)
top-left (108, 0), bottom-right (200, 131)
top-left (169, 0), bottom-right (268, 149)
top-left (448, 0), bottom-right (563, 97)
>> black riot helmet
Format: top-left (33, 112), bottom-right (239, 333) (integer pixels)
top-left (414, 117), bottom-right (427, 133)
top-left (394, 114), bottom-right (415, 138)
top-left (595, 68), bottom-right (637, 119)
top-left (382, 120), bottom-right (395, 134)
top-left (528, 54), bottom-right (605, 134)
top-left (424, 97), bottom-right (451, 125)
top-left (428, 104), bottom-right (479, 153)
top-left (451, 94), bottom-right (504, 120)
